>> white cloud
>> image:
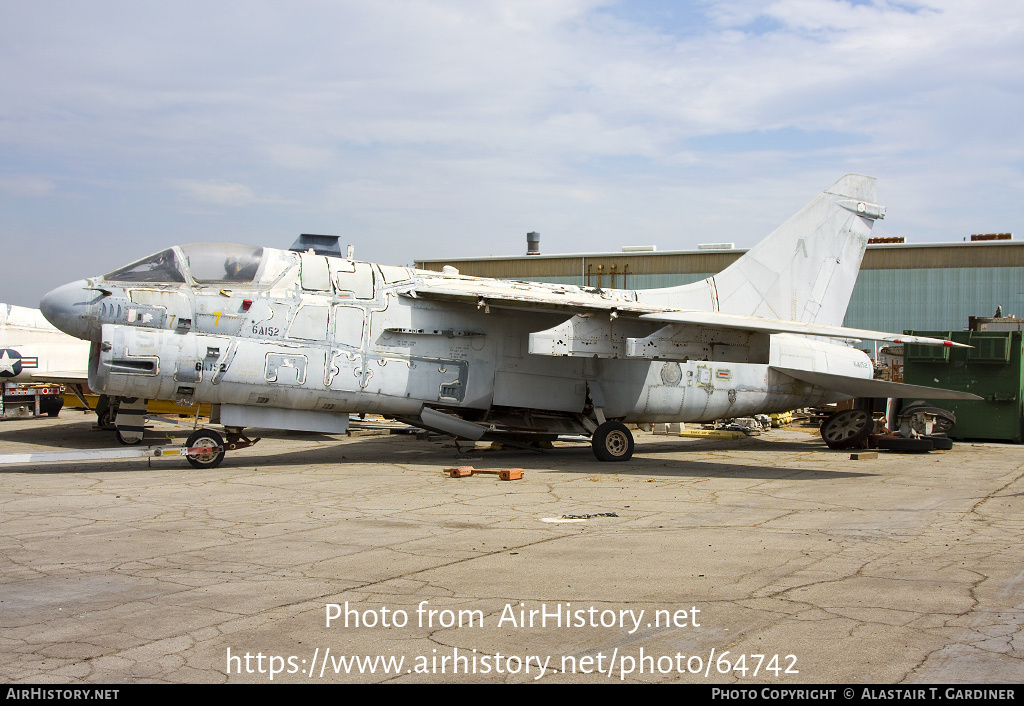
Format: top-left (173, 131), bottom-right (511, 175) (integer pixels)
top-left (171, 180), bottom-right (259, 207)
top-left (0, 175), bottom-right (55, 198)
top-left (1, 0), bottom-right (1023, 306)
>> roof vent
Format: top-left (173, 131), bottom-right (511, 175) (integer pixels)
top-left (526, 231), bottom-right (540, 256)
top-left (697, 243), bottom-right (734, 250)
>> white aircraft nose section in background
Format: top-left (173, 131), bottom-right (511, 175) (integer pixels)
top-left (40, 280), bottom-right (100, 341)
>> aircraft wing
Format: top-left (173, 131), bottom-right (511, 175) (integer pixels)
top-left (403, 276), bottom-right (668, 315)
top-left (407, 279), bottom-right (965, 348)
top-left (26, 370), bottom-right (89, 386)
top-left (772, 367), bottom-right (982, 400)
top-left (641, 311), bottom-right (968, 348)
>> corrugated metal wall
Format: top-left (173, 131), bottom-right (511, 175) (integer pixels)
top-left (843, 267), bottom-right (1024, 331)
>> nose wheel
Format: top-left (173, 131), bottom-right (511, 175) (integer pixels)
top-left (591, 421), bottom-right (634, 462)
top-left (116, 429), bottom-right (143, 446)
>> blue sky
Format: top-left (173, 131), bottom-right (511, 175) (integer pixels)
top-left (2, 0), bottom-right (1022, 307)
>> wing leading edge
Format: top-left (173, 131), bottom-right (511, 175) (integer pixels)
top-left (641, 311), bottom-right (969, 348)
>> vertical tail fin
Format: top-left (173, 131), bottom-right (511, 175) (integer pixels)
top-left (639, 175), bottom-right (884, 326)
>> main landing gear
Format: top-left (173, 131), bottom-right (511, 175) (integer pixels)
top-left (591, 421), bottom-right (634, 462)
top-left (584, 381), bottom-right (634, 462)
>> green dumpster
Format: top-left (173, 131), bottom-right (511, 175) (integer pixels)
top-left (902, 330), bottom-right (1023, 442)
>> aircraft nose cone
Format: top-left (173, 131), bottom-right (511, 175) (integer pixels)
top-left (40, 280), bottom-right (101, 341)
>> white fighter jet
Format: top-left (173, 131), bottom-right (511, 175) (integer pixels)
top-left (0, 303), bottom-right (90, 385)
top-left (40, 175), bottom-right (976, 467)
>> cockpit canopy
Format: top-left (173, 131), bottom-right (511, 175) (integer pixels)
top-left (103, 244), bottom-right (265, 285)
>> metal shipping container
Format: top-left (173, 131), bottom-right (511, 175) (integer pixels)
top-left (903, 330), bottom-right (1023, 442)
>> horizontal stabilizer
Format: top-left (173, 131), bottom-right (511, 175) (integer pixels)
top-left (643, 311), bottom-right (969, 347)
top-left (772, 367), bottom-right (982, 400)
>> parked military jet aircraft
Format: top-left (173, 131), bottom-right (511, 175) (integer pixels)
top-left (40, 175), bottom-right (977, 467)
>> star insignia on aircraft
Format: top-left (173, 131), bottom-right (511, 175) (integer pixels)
top-left (0, 349), bottom-right (23, 377)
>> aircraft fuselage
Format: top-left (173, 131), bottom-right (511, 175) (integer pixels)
top-left (41, 243), bottom-right (857, 441)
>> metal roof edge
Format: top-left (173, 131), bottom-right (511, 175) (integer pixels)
top-left (415, 239), bottom-right (1021, 264)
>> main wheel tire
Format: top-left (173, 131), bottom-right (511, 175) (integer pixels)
top-left (877, 436), bottom-right (934, 453)
top-left (592, 421), bottom-right (634, 462)
top-left (98, 410), bottom-right (115, 430)
top-left (186, 429), bottom-right (226, 469)
top-left (820, 409), bottom-right (874, 449)
top-left (115, 429), bottom-right (143, 446)
top-left (40, 396), bottom-right (64, 417)
top-left (924, 435), bottom-right (953, 450)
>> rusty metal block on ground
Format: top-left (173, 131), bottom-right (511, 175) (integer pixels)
top-left (443, 466), bottom-right (524, 481)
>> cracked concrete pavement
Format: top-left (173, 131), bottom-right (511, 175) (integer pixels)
top-left (1, 413), bottom-right (1022, 683)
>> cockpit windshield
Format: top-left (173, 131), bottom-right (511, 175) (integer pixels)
top-left (180, 243), bottom-right (264, 284)
top-left (102, 243), bottom-right (265, 284)
top-left (104, 248), bottom-right (186, 283)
